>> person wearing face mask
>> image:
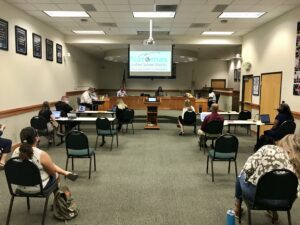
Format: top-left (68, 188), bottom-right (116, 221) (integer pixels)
top-left (55, 96), bottom-right (73, 117)
top-left (80, 87), bottom-right (98, 110)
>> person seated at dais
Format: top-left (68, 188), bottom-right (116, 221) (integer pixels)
top-left (234, 134), bottom-right (300, 222)
top-left (80, 87), bottom-right (98, 110)
top-left (208, 88), bottom-right (216, 110)
top-left (117, 87), bottom-right (127, 97)
top-left (155, 86), bottom-right (164, 97)
top-left (12, 127), bottom-right (78, 193)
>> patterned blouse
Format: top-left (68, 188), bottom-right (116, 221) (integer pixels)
top-left (242, 145), bottom-right (295, 185)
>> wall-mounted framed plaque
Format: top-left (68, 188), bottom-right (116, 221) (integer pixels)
top-left (15, 25), bottom-right (27, 55)
top-left (46, 38), bottom-right (53, 61)
top-left (0, 18), bottom-right (8, 51)
top-left (32, 33), bottom-right (42, 59)
top-left (56, 43), bottom-right (62, 64)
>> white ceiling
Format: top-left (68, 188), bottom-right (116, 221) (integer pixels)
top-left (5, 0), bottom-right (300, 60)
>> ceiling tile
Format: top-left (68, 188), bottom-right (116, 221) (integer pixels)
top-left (118, 28), bottom-right (137, 34)
top-left (77, 0), bottom-right (104, 3)
top-left (92, 17), bottom-right (115, 23)
top-left (93, 3), bottom-right (108, 11)
top-left (155, 0), bottom-right (180, 4)
top-left (33, 3), bottom-right (60, 10)
top-left (170, 28), bottom-right (187, 35)
top-left (231, 0), bottom-right (260, 5)
top-left (50, 0), bottom-right (78, 3)
top-left (102, 0), bottom-right (129, 4)
top-left (56, 3), bottom-right (83, 10)
top-left (130, 4), bottom-right (154, 11)
top-left (5, 0), bottom-right (28, 3)
top-left (106, 4), bottom-right (131, 11)
top-left (27, 0), bottom-right (53, 3)
top-left (13, 3), bottom-right (38, 10)
top-left (110, 12), bottom-right (133, 18)
top-left (89, 11), bottom-right (111, 17)
top-left (129, 0), bottom-right (154, 4)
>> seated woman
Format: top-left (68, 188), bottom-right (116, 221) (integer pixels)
top-left (264, 103), bottom-right (294, 139)
top-left (116, 98), bottom-right (128, 131)
top-left (39, 101), bottom-right (63, 141)
top-left (155, 86), bottom-right (164, 97)
top-left (234, 134), bottom-right (300, 221)
top-left (12, 127), bottom-right (78, 193)
top-left (255, 103), bottom-right (294, 150)
top-left (177, 99), bottom-right (195, 135)
top-left (0, 124), bottom-right (12, 170)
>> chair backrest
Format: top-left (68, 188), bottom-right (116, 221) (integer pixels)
top-left (119, 109), bottom-right (135, 123)
top-left (96, 118), bottom-right (112, 133)
top-left (5, 157), bottom-right (43, 195)
top-left (214, 134), bottom-right (239, 156)
top-left (254, 169), bottom-right (298, 209)
top-left (77, 96), bottom-right (81, 106)
top-left (183, 110), bottom-right (196, 124)
top-left (238, 110), bottom-right (252, 120)
top-left (205, 120), bottom-right (224, 134)
top-left (278, 120), bottom-right (296, 139)
top-left (30, 116), bottom-right (48, 130)
top-left (65, 130), bottom-right (89, 150)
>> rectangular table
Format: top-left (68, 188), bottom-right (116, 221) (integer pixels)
top-left (223, 120), bottom-right (265, 143)
top-left (76, 110), bottom-right (115, 117)
top-left (199, 111), bottom-right (239, 121)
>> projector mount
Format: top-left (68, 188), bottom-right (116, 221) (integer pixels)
top-left (143, 19), bottom-right (155, 45)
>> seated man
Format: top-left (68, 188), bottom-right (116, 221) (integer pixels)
top-left (198, 103), bottom-right (224, 144)
top-left (55, 96), bottom-right (77, 131)
top-left (80, 87), bottom-right (98, 110)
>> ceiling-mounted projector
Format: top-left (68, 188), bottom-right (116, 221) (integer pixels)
top-left (143, 19), bottom-right (155, 45)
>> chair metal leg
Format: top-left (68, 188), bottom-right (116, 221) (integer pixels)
top-left (287, 210), bottom-right (292, 225)
top-left (211, 160), bottom-right (214, 182)
top-left (110, 136), bottom-right (114, 151)
top-left (41, 196), bottom-right (50, 225)
top-left (65, 157), bottom-right (69, 171)
top-left (93, 153), bottom-right (96, 171)
top-left (6, 196), bottom-right (15, 225)
top-left (228, 161), bottom-right (231, 174)
top-left (206, 155), bottom-right (209, 174)
top-left (95, 136), bottom-right (99, 150)
top-left (247, 208), bottom-right (252, 225)
top-left (89, 157), bottom-right (92, 179)
top-left (71, 157), bottom-right (74, 171)
top-left (26, 197), bottom-right (30, 210)
top-left (132, 123), bottom-right (134, 134)
top-left (126, 124), bottom-right (128, 133)
top-left (116, 134), bottom-right (119, 148)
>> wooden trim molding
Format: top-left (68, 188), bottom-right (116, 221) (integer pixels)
top-left (292, 111), bottom-right (300, 120)
top-left (0, 102), bottom-right (56, 119)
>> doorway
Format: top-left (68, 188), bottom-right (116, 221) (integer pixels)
top-left (241, 75), bottom-right (253, 111)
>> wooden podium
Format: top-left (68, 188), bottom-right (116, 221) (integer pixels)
top-left (144, 99), bottom-right (160, 130)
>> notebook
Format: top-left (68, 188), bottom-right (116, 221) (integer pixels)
top-left (200, 112), bottom-right (211, 122)
top-left (148, 97), bottom-right (157, 102)
top-left (52, 111), bottom-right (61, 119)
top-left (260, 114), bottom-right (270, 123)
top-left (78, 105), bottom-right (86, 112)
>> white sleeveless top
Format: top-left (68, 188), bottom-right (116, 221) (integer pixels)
top-left (12, 147), bottom-right (50, 193)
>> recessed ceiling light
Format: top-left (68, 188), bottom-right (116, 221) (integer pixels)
top-left (44, 11), bottom-right (89, 17)
top-left (133, 12), bottom-right (175, 18)
top-left (202, 31), bottom-right (234, 35)
top-left (219, 12), bottom-right (265, 19)
top-left (73, 30), bottom-right (105, 35)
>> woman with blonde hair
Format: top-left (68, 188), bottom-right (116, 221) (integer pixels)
top-left (234, 134), bottom-right (300, 221)
top-left (116, 99), bottom-right (128, 131)
top-left (177, 99), bottom-right (195, 135)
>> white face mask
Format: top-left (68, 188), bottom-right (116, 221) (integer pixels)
top-left (65, 100), bottom-right (69, 104)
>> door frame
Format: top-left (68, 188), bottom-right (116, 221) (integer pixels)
top-left (241, 74), bottom-right (253, 112)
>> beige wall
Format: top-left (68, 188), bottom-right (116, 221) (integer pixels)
top-left (241, 6), bottom-right (300, 134)
top-left (0, 1), bottom-right (100, 143)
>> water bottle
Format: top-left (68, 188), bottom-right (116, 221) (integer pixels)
top-left (226, 209), bottom-right (235, 225)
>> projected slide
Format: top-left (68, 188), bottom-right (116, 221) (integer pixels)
top-left (129, 45), bottom-right (173, 77)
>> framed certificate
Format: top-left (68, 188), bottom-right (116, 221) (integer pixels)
top-left (56, 43), bottom-right (62, 64)
top-left (46, 38), bottom-right (53, 61)
top-left (15, 25), bottom-right (27, 55)
top-left (0, 18), bottom-right (8, 51)
top-left (252, 76), bottom-right (260, 96)
top-left (32, 33), bottom-right (42, 59)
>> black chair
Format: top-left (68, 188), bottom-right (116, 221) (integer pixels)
top-left (236, 110), bottom-right (252, 134)
top-left (181, 110), bottom-right (197, 134)
top-left (65, 130), bottom-right (96, 179)
top-left (95, 118), bottom-right (118, 150)
top-left (199, 120), bottom-right (224, 154)
top-left (239, 169), bottom-right (298, 225)
top-left (30, 116), bottom-right (55, 148)
top-left (206, 134), bottom-right (239, 182)
top-left (4, 157), bottom-right (58, 225)
top-left (276, 120), bottom-right (296, 140)
top-left (118, 109), bottom-right (135, 134)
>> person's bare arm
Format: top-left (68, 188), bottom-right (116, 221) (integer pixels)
top-left (271, 119), bottom-right (279, 129)
top-left (40, 151), bottom-right (57, 176)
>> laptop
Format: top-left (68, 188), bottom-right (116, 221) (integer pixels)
top-left (52, 111), bottom-right (61, 119)
top-left (78, 105), bottom-right (86, 112)
top-left (147, 97), bottom-right (157, 102)
top-left (260, 114), bottom-right (271, 123)
top-left (200, 112), bottom-right (211, 122)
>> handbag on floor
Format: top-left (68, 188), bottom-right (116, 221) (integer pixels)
top-left (53, 185), bottom-right (79, 221)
